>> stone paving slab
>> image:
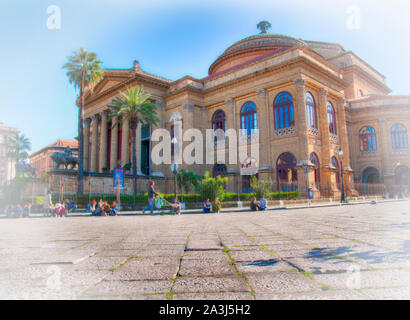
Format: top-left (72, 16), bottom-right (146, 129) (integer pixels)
top-left (0, 200), bottom-right (409, 299)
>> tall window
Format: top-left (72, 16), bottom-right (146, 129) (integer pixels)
top-left (240, 102), bottom-right (257, 136)
top-left (327, 101), bottom-right (337, 135)
top-left (274, 92), bottom-right (294, 129)
top-left (359, 126), bottom-right (377, 152)
top-left (391, 124), bottom-right (408, 150)
top-left (310, 152), bottom-right (320, 188)
top-left (331, 156), bottom-right (340, 190)
top-left (212, 110), bottom-right (226, 143)
top-left (305, 92), bottom-right (317, 128)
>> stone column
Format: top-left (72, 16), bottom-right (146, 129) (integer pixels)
top-left (90, 114), bottom-right (99, 172)
top-left (121, 117), bottom-right (130, 168)
top-left (136, 123), bottom-right (142, 173)
top-left (337, 98), bottom-right (351, 168)
top-left (98, 111), bottom-right (108, 172)
top-left (379, 119), bottom-right (390, 180)
top-left (83, 118), bottom-right (90, 172)
top-left (318, 89), bottom-right (333, 194)
top-left (337, 98), bottom-right (352, 189)
top-left (293, 78), bottom-right (309, 161)
top-left (110, 116), bottom-right (118, 171)
top-left (255, 88), bottom-right (272, 172)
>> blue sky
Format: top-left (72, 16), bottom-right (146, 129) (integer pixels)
top-left (1, 0), bottom-right (410, 152)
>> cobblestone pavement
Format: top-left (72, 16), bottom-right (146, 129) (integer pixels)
top-left (1, 201), bottom-right (410, 300)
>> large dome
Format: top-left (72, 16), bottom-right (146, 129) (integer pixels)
top-left (208, 32), bottom-right (306, 75)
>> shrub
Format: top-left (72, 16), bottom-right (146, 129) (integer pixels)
top-left (250, 177), bottom-right (273, 199)
top-left (197, 171), bottom-right (228, 201)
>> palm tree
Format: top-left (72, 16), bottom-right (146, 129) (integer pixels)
top-left (6, 133), bottom-right (31, 162)
top-left (63, 48), bottom-right (104, 195)
top-left (177, 169), bottom-right (201, 201)
top-left (107, 85), bottom-right (160, 196)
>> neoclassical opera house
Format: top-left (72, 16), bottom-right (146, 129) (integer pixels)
top-left (81, 22), bottom-right (410, 196)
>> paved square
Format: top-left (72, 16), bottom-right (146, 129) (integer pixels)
top-left (1, 200), bottom-right (410, 300)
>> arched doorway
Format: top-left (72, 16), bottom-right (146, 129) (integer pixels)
top-left (241, 158), bottom-right (258, 193)
top-left (362, 167), bottom-right (380, 184)
top-left (276, 152), bottom-right (297, 191)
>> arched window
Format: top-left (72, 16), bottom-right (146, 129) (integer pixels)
top-left (331, 156), bottom-right (340, 190)
top-left (212, 110), bottom-right (226, 143)
top-left (240, 102), bottom-right (257, 136)
top-left (273, 92), bottom-right (294, 130)
top-left (327, 101), bottom-right (337, 135)
top-left (212, 163), bottom-right (227, 177)
top-left (358, 89), bottom-right (364, 97)
top-left (310, 153), bottom-right (320, 188)
top-left (212, 110), bottom-right (226, 133)
top-left (276, 152), bottom-right (297, 190)
top-left (305, 92), bottom-right (317, 128)
top-left (359, 126), bottom-right (377, 152)
top-left (391, 124), bottom-right (408, 150)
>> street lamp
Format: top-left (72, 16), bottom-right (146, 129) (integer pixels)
top-left (338, 147), bottom-right (346, 203)
top-left (171, 137), bottom-right (179, 200)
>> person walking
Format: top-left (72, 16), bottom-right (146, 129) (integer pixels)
top-left (143, 181), bottom-right (159, 215)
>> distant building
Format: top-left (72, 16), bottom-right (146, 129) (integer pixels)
top-left (0, 123), bottom-right (19, 185)
top-left (30, 139), bottom-right (78, 178)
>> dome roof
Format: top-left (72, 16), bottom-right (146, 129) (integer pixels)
top-left (208, 32), bottom-right (306, 75)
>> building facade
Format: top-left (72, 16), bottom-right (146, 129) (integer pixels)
top-left (30, 139), bottom-right (78, 178)
top-left (0, 122), bottom-right (19, 185)
top-left (80, 24), bottom-right (410, 196)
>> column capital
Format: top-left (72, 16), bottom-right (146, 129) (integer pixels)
top-left (100, 110), bottom-right (109, 118)
top-left (319, 88), bottom-right (328, 97)
top-left (293, 78), bottom-right (306, 89)
top-left (256, 88), bottom-right (266, 98)
top-left (338, 97), bottom-right (346, 105)
top-left (225, 98), bottom-right (234, 107)
top-left (155, 99), bottom-right (164, 109)
top-left (182, 103), bottom-right (195, 112)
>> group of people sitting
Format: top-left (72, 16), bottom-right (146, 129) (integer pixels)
top-left (3, 203), bottom-right (31, 218)
top-left (202, 197), bottom-right (221, 213)
top-left (250, 196), bottom-right (267, 211)
top-left (88, 199), bottom-right (119, 216)
top-left (46, 199), bottom-right (77, 217)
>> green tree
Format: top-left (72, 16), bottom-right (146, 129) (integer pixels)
top-left (176, 169), bottom-right (201, 201)
top-left (197, 171), bottom-right (228, 202)
top-left (3, 133), bottom-right (32, 204)
top-left (250, 176), bottom-right (273, 199)
top-left (107, 85), bottom-right (160, 195)
top-left (6, 133), bottom-right (31, 162)
top-left (63, 48), bottom-right (104, 195)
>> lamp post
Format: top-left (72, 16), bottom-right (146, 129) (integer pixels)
top-left (338, 147), bottom-right (346, 203)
